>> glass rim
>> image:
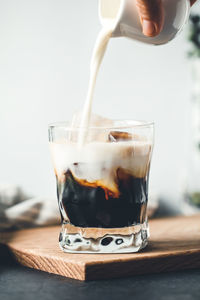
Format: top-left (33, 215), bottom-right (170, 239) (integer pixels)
top-left (48, 119), bottom-right (154, 131)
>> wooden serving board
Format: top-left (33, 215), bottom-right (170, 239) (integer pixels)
top-left (0, 215), bottom-right (200, 281)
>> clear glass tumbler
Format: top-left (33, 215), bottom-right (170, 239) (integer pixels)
top-left (49, 120), bottom-right (154, 253)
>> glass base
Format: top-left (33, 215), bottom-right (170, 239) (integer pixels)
top-left (59, 221), bottom-right (149, 253)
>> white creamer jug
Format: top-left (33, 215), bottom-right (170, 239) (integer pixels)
top-left (99, 0), bottom-right (190, 45)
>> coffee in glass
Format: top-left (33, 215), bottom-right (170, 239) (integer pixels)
top-left (49, 119), bottom-right (154, 253)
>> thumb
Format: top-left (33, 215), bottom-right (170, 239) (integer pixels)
top-left (136, 0), bottom-right (164, 37)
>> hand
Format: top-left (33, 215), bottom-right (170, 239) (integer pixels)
top-left (136, 0), bottom-right (198, 37)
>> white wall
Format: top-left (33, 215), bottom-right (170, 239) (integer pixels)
top-left (0, 0), bottom-right (199, 202)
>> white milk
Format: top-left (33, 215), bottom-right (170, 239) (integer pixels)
top-left (78, 21), bottom-right (117, 145)
top-left (50, 140), bottom-right (152, 187)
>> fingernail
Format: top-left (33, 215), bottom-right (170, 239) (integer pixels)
top-left (142, 20), bottom-right (157, 37)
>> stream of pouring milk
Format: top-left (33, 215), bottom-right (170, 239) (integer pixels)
top-left (78, 23), bottom-right (114, 146)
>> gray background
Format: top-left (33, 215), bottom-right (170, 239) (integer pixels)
top-left (0, 0), bottom-right (199, 205)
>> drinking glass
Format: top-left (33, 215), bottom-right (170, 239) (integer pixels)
top-left (49, 120), bottom-right (154, 253)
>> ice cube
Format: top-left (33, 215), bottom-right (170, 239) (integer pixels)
top-left (108, 131), bottom-right (145, 143)
top-left (108, 131), bottom-right (133, 142)
top-left (71, 111), bottom-right (114, 128)
top-left (70, 111), bottom-right (114, 143)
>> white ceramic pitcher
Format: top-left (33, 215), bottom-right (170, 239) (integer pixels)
top-left (99, 0), bottom-right (190, 45)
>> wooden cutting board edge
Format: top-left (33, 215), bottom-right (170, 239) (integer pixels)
top-left (1, 214), bottom-right (200, 281)
top-left (11, 247), bottom-right (86, 281)
top-left (9, 243), bottom-right (200, 281)
top-left (84, 248), bottom-right (200, 280)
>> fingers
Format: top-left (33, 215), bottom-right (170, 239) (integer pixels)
top-left (190, 0), bottom-right (197, 5)
top-left (136, 0), bottom-right (164, 37)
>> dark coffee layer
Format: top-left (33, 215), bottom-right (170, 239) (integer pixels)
top-left (58, 166), bottom-right (149, 228)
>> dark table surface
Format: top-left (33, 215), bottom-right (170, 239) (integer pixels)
top-left (0, 245), bottom-right (200, 300)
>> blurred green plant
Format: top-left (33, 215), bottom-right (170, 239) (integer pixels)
top-left (188, 192), bottom-right (200, 207)
top-left (188, 14), bottom-right (200, 58)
